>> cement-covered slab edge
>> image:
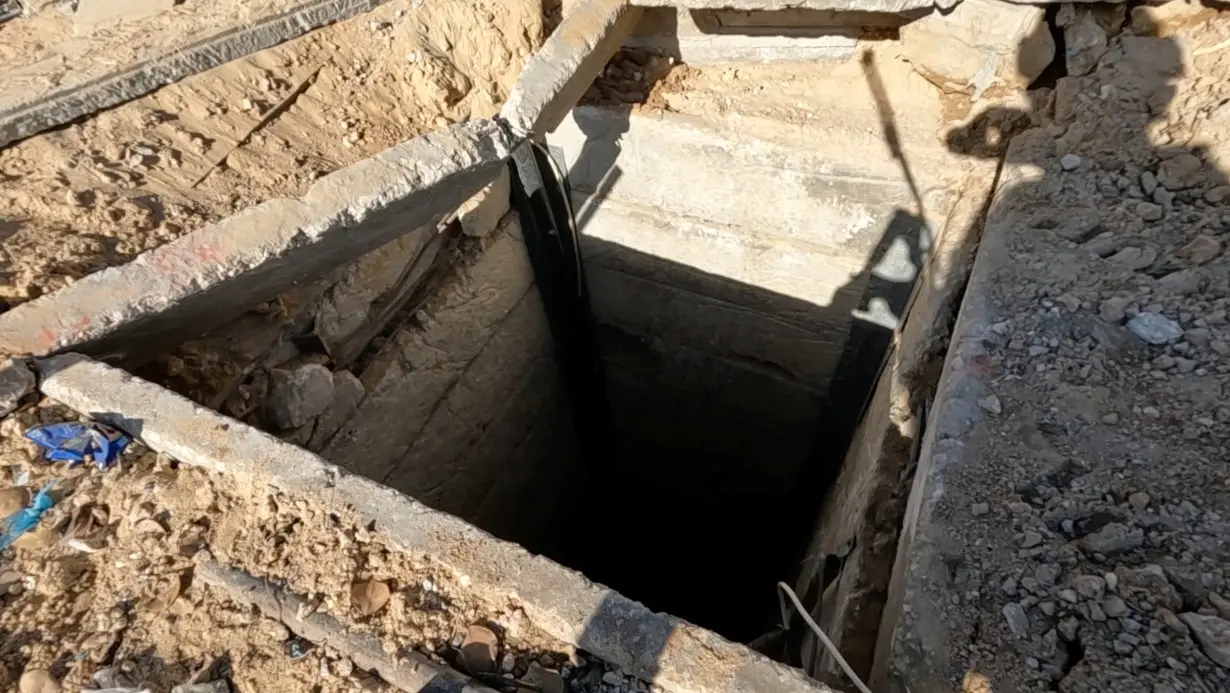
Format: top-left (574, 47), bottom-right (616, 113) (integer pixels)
top-left (0, 120), bottom-right (514, 359)
top-left (874, 136), bottom-right (1036, 692)
top-left (35, 353), bottom-right (837, 693)
top-left (501, 0), bottom-right (642, 137)
top-left (0, 0), bottom-right (389, 147)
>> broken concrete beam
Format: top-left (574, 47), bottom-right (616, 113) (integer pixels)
top-left (0, 0), bottom-right (390, 147)
top-left (899, 0), bottom-right (1054, 98)
top-left (625, 8), bottom-right (860, 63)
top-left (198, 561), bottom-right (494, 693)
top-left (0, 120), bottom-right (513, 360)
top-left (631, 0), bottom-right (941, 12)
top-left (35, 354), bottom-right (837, 693)
top-left (501, 0), bottom-right (642, 137)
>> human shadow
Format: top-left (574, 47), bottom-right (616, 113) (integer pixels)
top-left (875, 12), bottom-right (1230, 693)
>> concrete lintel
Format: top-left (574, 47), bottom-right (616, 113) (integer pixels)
top-left (0, 0), bottom-right (390, 148)
top-left (631, 0), bottom-right (937, 13)
top-left (35, 353), bottom-right (837, 693)
top-left (0, 120), bottom-right (514, 359)
top-left (501, 0), bottom-right (642, 138)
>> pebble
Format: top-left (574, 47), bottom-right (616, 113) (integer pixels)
top-left (1127, 312), bottom-right (1184, 345)
top-left (1020, 531), bottom-right (1043, 548)
top-left (1206, 185), bottom-right (1230, 204)
top-left (1103, 595), bottom-right (1129, 618)
top-left (1128, 492), bottom-right (1151, 510)
top-left (602, 671), bottom-right (623, 686)
top-left (1002, 577), bottom-right (1019, 596)
top-left (1136, 201), bottom-right (1164, 221)
top-left (1090, 602), bottom-right (1108, 621)
top-left (1059, 617), bottom-right (1080, 641)
top-left (972, 502), bottom-right (991, 516)
top-left (1059, 589), bottom-right (1079, 604)
top-left (1177, 613), bottom-right (1230, 668)
top-left (978, 394), bottom-right (1003, 415)
top-left (1061, 154), bottom-right (1083, 171)
top-left (1073, 575), bottom-right (1106, 600)
top-left (1105, 572), bottom-right (1118, 592)
top-left (1002, 602), bottom-right (1031, 638)
top-left (1079, 523), bottom-right (1145, 555)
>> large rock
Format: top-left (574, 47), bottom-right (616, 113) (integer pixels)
top-left (0, 359), bottom-right (35, 418)
top-left (900, 0), bottom-right (1055, 98)
top-left (1179, 613), bottom-right (1230, 669)
top-left (1057, 3), bottom-right (1125, 76)
top-left (266, 364), bottom-right (335, 431)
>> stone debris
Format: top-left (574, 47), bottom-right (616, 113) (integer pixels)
top-left (1127, 312), bottom-right (1184, 344)
top-left (265, 364), bottom-right (334, 430)
top-left (0, 359), bottom-right (35, 418)
top-left (1178, 613), bottom-right (1230, 669)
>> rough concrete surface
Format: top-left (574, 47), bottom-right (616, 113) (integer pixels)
top-left (624, 7), bottom-right (860, 64)
top-left (0, 120), bottom-right (513, 359)
top-left (899, 0), bottom-right (1054, 98)
top-left (323, 218), bottom-right (580, 553)
top-left (0, 0), bottom-right (392, 147)
top-left (35, 353), bottom-right (838, 693)
top-left (501, 0), bottom-right (641, 137)
top-left (633, 0), bottom-right (939, 12)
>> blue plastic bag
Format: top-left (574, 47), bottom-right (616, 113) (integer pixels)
top-left (0, 483), bottom-right (56, 551)
top-left (23, 422), bottom-right (131, 470)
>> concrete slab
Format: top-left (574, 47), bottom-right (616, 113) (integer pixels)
top-left (0, 119), bottom-right (514, 359)
top-left (0, 0), bottom-right (390, 147)
top-left (625, 7), bottom-right (862, 64)
top-left (631, 0), bottom-right (939, 13)
top-left (547, 106), bottom-right (946, 254)
top-left (35, 353), bottom-right (839, 693)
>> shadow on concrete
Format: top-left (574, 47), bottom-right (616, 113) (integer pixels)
top-left (870, 13), bottom-right (1230, 693)
top-left (547, 51), bottom-right (931, 680)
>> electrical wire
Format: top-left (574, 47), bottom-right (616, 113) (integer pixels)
top-left (776, 582), bottom-right (874, 693)
top-left (528, 138), bottom-right (584, 298)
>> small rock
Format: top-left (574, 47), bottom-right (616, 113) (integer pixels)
top-left (978, 394), bottom-right (1003, 415)
top-left (460, 625), bottom-right (499, 674)
top-left (1136, 202), bottom-right (1164, 221)
top-left (1100, 297), bottom-right (1129, 323)
top-left (602, 671), bottom-right (622, 686)
top-left (1177, 613), bottom-right (1230, 668)
top-left (1078, 522), bottom-right (1144, 555)
top-left (1205, 186), bottom-right (1230, 204)
top-left (1059, 589), bottom-right (1080, 604)
top-left (1020, 531), bottom-right (1044, 548)
top-left (1105, 572), bottom-right (1119, 592)
top-left (1141, 171), bottom-right (1158, 195)
top-left (1061, 154), bottom-right (1083, 171)
top-left (1089, 602), bottom-right (1107, 621)
top-left (1158, 153), bottom-right (1206, 190)
top-left (520, 665), bottom-right (565, 693)
top-left (1059, 617), bottom-right (1080, 641)
top-left (307, 370), bottom-right (366, 449)
top-left (1127, 313), bottom-right (1184, 345)
top-left (1073, 575), bottom-right (1107, 600)
top-left (1003, 602), bottom-right (1031, 638)
top-left (1175, 234), bottom-right (1222, 266)
top-left (172, 683), bottom-right (230, 693)
top-left (0, 359), bottom-right (35, 418)
top-left (1128, 492), bottom-right (1151, 510)
top-left (501, 654), bottom-right (516, 673)
top-left (1103, 595), bottom-right (1129, 618)
top-left (266, 364), bottom-right (335, 430)
top-left (1002, 577), bottom-right (1019, 596)
top-left (333, 659), bottom-right (354, 678)
top-left (972, 502), bottom-right (991, 516)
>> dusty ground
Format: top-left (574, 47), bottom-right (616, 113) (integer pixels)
top-left (0, 0), bottom-right (542, 310)
top-left (931, 8), bottom-right (1230, 693)
top-left (0, 400), bottom-right (649, 693)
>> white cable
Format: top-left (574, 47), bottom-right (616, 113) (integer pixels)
top-left (776, 581), bottom-right (874, 693)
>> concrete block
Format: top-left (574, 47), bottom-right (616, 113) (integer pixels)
top-left (899, 0), bottom-right (1054, 98)
top-left (501, 0), bottom-right (642, 137)
top-left (34, 353), bottom-right (836, 693)
top-left (322, 224), bottom-right (537, 481)
top-left (626, 7), bottom-right (861, 64)
top-left (0, 0), bottom-right (391, 147)
top-left (549, 107), bottom-right (920, 253)
top-left (0, 358), bottom-right (35, 417)
top-left (633, 0), bottom-right (938, 13)
top-left (0, 119), bottom-right (514, 359)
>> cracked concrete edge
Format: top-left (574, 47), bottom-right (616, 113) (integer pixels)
top-left (872, 141), bottom-right (1039, 692)
top-left (631, 0), bottom-right (936, 12)
top-left (198, 561), bottom-right (496, 693)
top-left (0, 0), bottom-right (389, 148)
top-left (0, 119), bottom-right (514, 360)
top-left (35, 354), bottom-right (838, 693)
top-left (500, 0), bottom-right (641, 138)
